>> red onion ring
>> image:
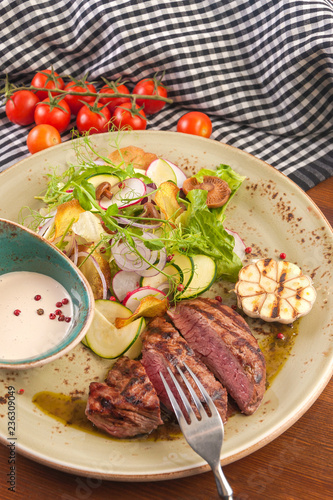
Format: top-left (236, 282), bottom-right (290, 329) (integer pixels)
top-left (111, 238), bottom-right (153, 272)
top-left (77, 251), bottom-right (108, 299)
top-left (70, 239), bottom-right (79, 266)
top-left (38, 214), bottom-right (55, 237)
top-left (115, 216), bottom-right (162, 229)
top-left (133, 233), bottom-right (167, 277)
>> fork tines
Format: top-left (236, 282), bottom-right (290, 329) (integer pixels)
top-left (159, 362), bottom-right (221, 426)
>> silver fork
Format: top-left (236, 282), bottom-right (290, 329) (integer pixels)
top-left (160, 362), bottom-right (233, 500)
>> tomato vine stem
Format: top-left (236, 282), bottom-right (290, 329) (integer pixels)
top-left (0, 81), bottom-right (173, 104)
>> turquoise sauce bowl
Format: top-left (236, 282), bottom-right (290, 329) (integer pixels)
top-left (0, 218), bottom-right (95, 369)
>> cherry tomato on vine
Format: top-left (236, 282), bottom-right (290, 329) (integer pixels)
top-left (112, 102), bottom-right (147, 130)
top-left (34, 98), bottom-right (71, 134)
top-left (5, 90), bottom-right (40, 126)
top-left (177, 111), bottom-right (212, 138)
top-left (133, 78), bottom-right (167, 115)
top-left (64, 81), bottom-right (97, 115)
top-left (31, 69), bottom-right (65, 100)
top-left (27, 124), bottom-right (61, 154)
top-left (76, 103), bottom-right (111, 135)
top-left (99, 83), bottom-right (131, 112)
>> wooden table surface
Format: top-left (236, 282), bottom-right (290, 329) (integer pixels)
top-left (0, 177), bottom-right (332, 500)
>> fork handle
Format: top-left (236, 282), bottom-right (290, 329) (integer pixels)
top-left (212, 463), bottom-right (233, 499)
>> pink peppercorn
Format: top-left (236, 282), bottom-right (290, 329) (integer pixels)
top-left (64, 317), bottom-right (71, 323)
top-left (13, 309), bottom-right (21, 316)
top-left (49, 313), bottom-right (56, 320)
top-left (277, 333), bottom-right (285, 340)
top-left (109, 296), bottom-right (116, 301)
top-left (55, 309), bottom-right (62, 315)
top-left (245, 247), bottom-right (252, 254)
top-left (34, 294), bottom-right (42, 301)
top-left (177, 284), bottom-right (185, 292)
top-left (231, 305), bottom-right (237, 310)
top-left (56, 301), bottom-right (63, 308)
top-left (280, 252), bottom-right (286, 260)
top-left (215, 296), bottom-right (222, 302)
top-left (62, 298), bottom-right (69, 305)
top-left (17, 389), bottom-right (24, 395)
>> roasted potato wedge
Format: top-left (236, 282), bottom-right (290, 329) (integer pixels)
top-left (108, 145), bottom-right (157, 171)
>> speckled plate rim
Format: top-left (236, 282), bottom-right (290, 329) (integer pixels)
top-left (9, 363), bottom-right (332, 482)
top-left (0, 131), bottom-right (332, 481)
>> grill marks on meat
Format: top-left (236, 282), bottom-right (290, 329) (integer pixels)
top-left (167, 298), bottom-right (266, 415)
top-left (141, 316), bottom-right (228, 423)
top-left (85, 357), bottom-right (163, 438)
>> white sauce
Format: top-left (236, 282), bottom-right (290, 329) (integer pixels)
top-left (0, 271), bottom-right (73, 361)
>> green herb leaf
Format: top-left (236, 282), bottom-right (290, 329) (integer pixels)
top-left (105, 204), bottom-right (119, 216)
top-left (144, 239), bottom-right (165, 250)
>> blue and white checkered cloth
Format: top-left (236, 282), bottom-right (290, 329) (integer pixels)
top-left (1, 0), bottom-right (332, 191)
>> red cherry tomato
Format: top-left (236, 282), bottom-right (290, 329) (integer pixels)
top-left (177, 112), bottom-right (212, 138)
top-left (112, 102), bottom-right (147, 130)
top-left (31, 69), bottom-right (65, 100)
top-left (27, 124), bottom-right (61, 154)
top-left (133, 78), bottom-right (167, 114)
top-left (34, 98), bottom-right (71, 134)
top-left (76, 103), bottom-right (111, 135)
top-left (5, 90), bottom-right (40, 126)
top-left (63, 81), bottom-right (97, 115)
top-left (99, 83), bottom-right (131, 112)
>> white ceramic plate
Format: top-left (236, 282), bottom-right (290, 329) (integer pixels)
top-left (0, 131), bottom-right (332, 481)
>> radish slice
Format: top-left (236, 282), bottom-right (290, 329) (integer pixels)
top-left (112, 270), bottom-right (141, 302)
top-left (147, 158), bottom-right (187, 188)
top-left (122, 286), bottom-right (167, 312)
top-left (99, 178), bottom-right (146, 210)
top-left (225, 228), bottom-right (246, 261)
top-left (146, 159), bottom-right (177, 186)
top-left (162, 159), bottom-right (187, 188)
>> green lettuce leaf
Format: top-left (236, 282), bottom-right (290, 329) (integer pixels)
top-left (177, 189), bottom-right (242, 281)
top-left (192, 164), bottom-right (246, 221)
top-left (177, 164), bottom-right (245, 281)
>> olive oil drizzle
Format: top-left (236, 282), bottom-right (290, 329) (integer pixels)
top-left (32, 391), bottom-right (181, 441)
top-left (32, 319), bottom-right (299, 439)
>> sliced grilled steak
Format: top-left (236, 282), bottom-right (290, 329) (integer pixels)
top-left (141, 316), bottom-right (228, 423)
top-left (167, 298), bottom-right (266, 415)
top-left (85, 357), bottom-right (163, 438)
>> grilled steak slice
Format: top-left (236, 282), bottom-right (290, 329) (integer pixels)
top-left (167, 298), bottom-right (266, 415)
top-left (85, 357), bottom-right (163, 438)
top-left (141, 316), bottom-right (228, 423)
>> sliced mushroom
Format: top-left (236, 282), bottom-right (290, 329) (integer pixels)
top-left (182, 175), bottom-right (231, 208)
top-left (95, 182), bottom-right (113, 201)
top-left (141, 202), bottom-right (161, 221)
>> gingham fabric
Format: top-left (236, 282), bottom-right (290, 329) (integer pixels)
top-left (1, 0), bottom-right (332, 191)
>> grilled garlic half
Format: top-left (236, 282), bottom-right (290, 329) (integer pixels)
top-left (235, 258), bottom-right (316, 324)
